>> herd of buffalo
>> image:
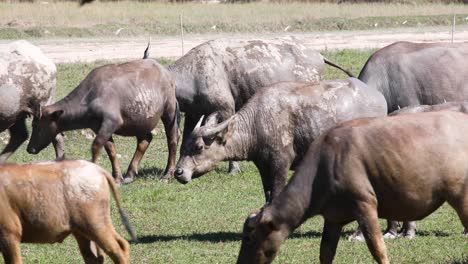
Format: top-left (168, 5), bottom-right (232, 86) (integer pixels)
top-left (0, 38), bottom-right (467, 264)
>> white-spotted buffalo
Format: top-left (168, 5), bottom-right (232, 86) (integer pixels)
top-left (238, 111), bottom-right (468, 264)
top-left (27, 56), bottom-right (179, 184)
top-left (0, 159), bottom-right (136, 264)
top-left (356, 41), bottom-right (468, 239)
top-left (169, 38), bottom-right (353, 174)
top-left (175, 78), bottom-right (386, 201)
top-left (0, 40), bottom-right (64, 163)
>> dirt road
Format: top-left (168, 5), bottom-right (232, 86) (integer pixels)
top-left (1, 26), bottom-right (467, 63)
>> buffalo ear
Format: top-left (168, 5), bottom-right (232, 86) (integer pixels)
top-left (43, 108), bottom-right (64, 121)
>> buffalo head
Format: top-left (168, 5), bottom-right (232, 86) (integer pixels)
top-left (27, 105), bottom-right (63, 155)
top-left (237, 208), bottom-right (286, 264)
top-left (174, 113), bottom-right (233, 184)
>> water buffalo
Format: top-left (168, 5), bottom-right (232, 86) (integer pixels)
top-left (169, 38), bottom-right (353, 174)
top-left (359, 41), bottom-right (468, 113)
top-left (27, 50), bottom-right (179, 184)
top-left (0, 40), bottom-right (64, 164)
top-left (175, 78), bottom-right (386, 201)
top-left (238, 111), bottom-right (468, 264)
top-left (0, 159), bottom-right (136, 264)
top-left (356, 41), bottom-right (468, 240)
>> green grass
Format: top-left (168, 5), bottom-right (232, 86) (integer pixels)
top-left (1, 2), bottom-right (468, 39)
top-left (1, 50), bottom-right (467, 263)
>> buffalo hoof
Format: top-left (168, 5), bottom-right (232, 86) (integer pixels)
top-left (123, 177), bottom-right (135, 184)
top-left (383, 232), bottom-right (398, 240)
top-left (228, 161), bottom-right (241, 174)
top-left (348, 230), bottom-right (365, 242)
top-left (160, 173), bottom-right (173, 184)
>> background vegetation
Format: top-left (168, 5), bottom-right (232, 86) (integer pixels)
top-left (1, 50), bottom-right (466, 263)
top-left (1, 1), bottom-right (468, 38)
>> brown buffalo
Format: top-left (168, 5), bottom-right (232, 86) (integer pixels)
top-left (238, 111), bottom-right (468, 263)
top-left (27, 49), bottom-right (179, 184)
top-left (0, 159), bottom-right (136, 264)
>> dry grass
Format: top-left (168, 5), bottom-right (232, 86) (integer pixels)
top-left (0, 1), bottom-right (466, 28)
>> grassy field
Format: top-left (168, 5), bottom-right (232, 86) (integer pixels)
top-left (1, 1), bottom-right (468, 38)
top-left (1, 50), bottom-right (467, 263)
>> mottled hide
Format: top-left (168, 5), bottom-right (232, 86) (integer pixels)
top-left (238, 111), bottom-right (468, 264)
top-left (170, 38), bottom-right (351, 173)
top-left (359, 41), bottom-right (468, 113)
top-left (0, 160), bottom-right (136, 264)
top-left (175, 78), bottom-right (386, 201)
top-left (0, 40), bottom-right (64, 163)
top-left (27, 59), bottom-right (179, 184)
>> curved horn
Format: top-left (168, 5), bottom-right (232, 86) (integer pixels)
top-left (247, 213), bottom-right (259, 228)
top-left (200, 117), bottom-right (232, 137)
top-left (194, 115), bottom-right (205, 130)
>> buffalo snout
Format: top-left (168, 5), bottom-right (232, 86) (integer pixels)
top-left (27, 146), bottom-right (38, 154)
top-left (174, 167), bottom-right (191, 184)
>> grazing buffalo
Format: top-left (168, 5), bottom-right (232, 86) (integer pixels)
top-left (0, 159), bottom-right (136, 264)
top-left (175, 78), bottom-right (386, 201)
top-left (27, 51), bottom-right (179, 184)
top-left (356, 41), bottom-right (468, 239)
top-left (238, 111), bottom-right (468, 264)
top-left (169, 38), bottom-right (353, 174)
top-left (0, 40), bottom-right (64, 164)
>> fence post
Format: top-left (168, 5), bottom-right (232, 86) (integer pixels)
top-left (180, 13), bottom-right (185, 56)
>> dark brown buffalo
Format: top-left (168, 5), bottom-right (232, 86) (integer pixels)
top-left (175, 78), bottom-right (386, 201)
top-left (27, 55), bottom-right (179, 184)
top-left (170, 38), bottom-right (353, 174)
top-left (0, 40), bottom-right (64, 164)
top-left (356, 41), bottom-right (468, 239)
top-left (0, 159), bottom-right (136, 263)
top-left (238, 111), bottom-right (468, 264)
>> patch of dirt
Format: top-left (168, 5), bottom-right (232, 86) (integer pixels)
top-left (1, 27), bottom-right (467, 63)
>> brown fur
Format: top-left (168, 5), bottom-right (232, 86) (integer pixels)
top-left (0, 160), bottom-right (135, 264)
top-left (238, 111), bottom-right (468, 263)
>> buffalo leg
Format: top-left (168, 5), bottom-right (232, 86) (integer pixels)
top-left (91, 117), bottom-right (122, 163)
top-left (383, 220), bottom-right (399, 239)
top-left (160, 104), bottom-right (179, 182)
top-left (400, 221), bottom-right (416, 239)
top-left (52, 133), bottom-right (66, 160)
top-left (124, 133), bottom-right (152, 184)
top-left (447, 192), bottom-right (468, 236)
top-left (356, 201), bottom-right (389, 264)
top-left (91, 229), bottom-right (130, 264)
top-left (0, 119), bottom-right (28, 164)
top-left (319, 221), bottom-right (343, 264)
top-left (104, 137), bottom-right (123, 184)
top-left (180, 114), bottom-right (197, 153)
top-left (74, 233), bottom-right (104, 264)
top-left (257, 161), bottom-right (289, 202)
top-left (0, 232), bottom-right (22, 264)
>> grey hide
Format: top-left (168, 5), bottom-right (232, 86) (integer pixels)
top-left (175, 78), bottom-right (387, 201)
top-left (170, 38), bottom-right (353, 173)
top-left (0, 40), bottom-right (64, 163)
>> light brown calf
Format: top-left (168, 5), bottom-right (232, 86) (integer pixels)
top-left (0, 160), bottom-right (136, 264)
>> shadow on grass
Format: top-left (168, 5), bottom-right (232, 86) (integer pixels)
top-left (416, 230), bottom-right (451, 237)
top-left (134, 230), bottom-right (348, 244)
top-left (137, 167), bottom-right (166, 179)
